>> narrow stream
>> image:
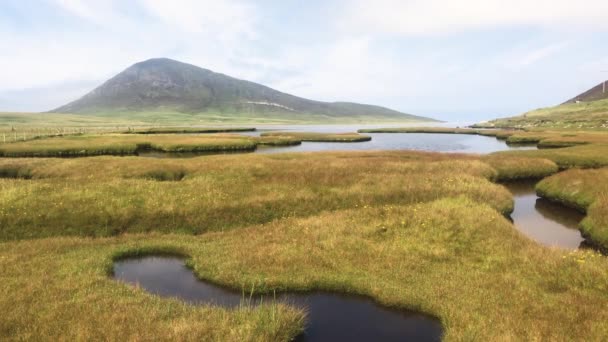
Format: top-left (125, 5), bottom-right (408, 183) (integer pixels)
top-left (113, 257), bottom-right (443, 341)
top-left (505, 181), bottom-right (585, 249)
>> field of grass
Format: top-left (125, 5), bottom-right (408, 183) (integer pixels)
top-left (0, 134), bottom-right (259, 157)
top-left (536, 169), bottom-right (608, 251)
top-left (2, 196), bottom-right (607, 340)
top-left (2, 131), bottom-right (608, 340)
top-left (0, 151), bottom-right (528, 241)
top-left (0, 111), bottom-right (433, 129)
top-left (127, 127), bottom-right (256, 134)
top-left (474, 99), bottom-right (608, 129)
top-left (260, 132), bottom-right (372, 142)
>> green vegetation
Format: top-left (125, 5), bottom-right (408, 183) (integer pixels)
top-left (0, 151), bottom-right (520, 241)
top-left (261, 132), bottom-right (372, 142)
top-left (536, 169), bottom-right (608, 251)
top-left (2, 197), bottom-right (608, 340)
top-left (127, 127), bottom-right (256, 134)
top-left (0, 134), bottom-right (258, 157)
top-left (2, 127), bottom-right (608, 340)
top-left (497, 143), bottom-right (608, 169)
top-left (474, 98), bottom-right (608, 129)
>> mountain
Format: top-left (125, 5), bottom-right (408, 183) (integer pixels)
top-left (51, 58), bottom-right (435, 123)
top-left (564, 81), bottom-right (608, 104)
top-left (473, 81), bottom-right (608, 129)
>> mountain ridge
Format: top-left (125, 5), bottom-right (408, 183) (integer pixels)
top-left (51, 58), bottom-right (435, 123)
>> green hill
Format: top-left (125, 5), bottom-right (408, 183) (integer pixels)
top-left (50, 58), bottom-right (435, 124)
top-left (475, 81), bottom-right (608, 129)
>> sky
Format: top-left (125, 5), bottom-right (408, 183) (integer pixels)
top-left (1, 0), bottom-right (608, 122)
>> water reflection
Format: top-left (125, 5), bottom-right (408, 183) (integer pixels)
top-left (113, 257), bottom-right (443, 342)
top-left (505, 181), bottom-right (585, 249)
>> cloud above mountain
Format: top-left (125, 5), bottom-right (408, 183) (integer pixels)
top-left (1, 0), bottom-right (608, 121)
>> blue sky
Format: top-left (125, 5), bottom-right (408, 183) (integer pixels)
top-left (1, 0), bottom-right (608, 121)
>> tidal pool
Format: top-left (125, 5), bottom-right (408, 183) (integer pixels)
top-left (505, 181), bottom-right (585, 249)
top-left (113, 257), bottom-right (443, 341)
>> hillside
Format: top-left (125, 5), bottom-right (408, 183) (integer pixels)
top-left (50, 58), bottom-right (435, 124)
top-left (475, 81), bottom-right (608, 129)
top-left (564, 81), bottom-right (608, 104)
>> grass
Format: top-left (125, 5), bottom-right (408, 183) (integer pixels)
top-left (0, 134), bottom-right (259, 157)
top-left (0, 151), bottom-right (522, 241)
top-left (536, 169), bottom-right (608, 251)
top-left (2, 131), bottom-right (608, 340)
top-left (0, 111), bottom-right (433, 128)
top-left (260, 132), bottom-right (372, 142)
top-left (474, 98), bottom-right (608, 129)
top-left (127, 127), bottom-right (256, 134)
top-left (2, 197), bottom-right (608, 340)
top-left (496, 143), bottom-right (608, 169)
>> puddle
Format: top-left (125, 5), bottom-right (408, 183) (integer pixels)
top-left (113, 256), bottom-right (443, 341)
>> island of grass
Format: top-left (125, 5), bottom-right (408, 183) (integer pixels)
top-left (358, 127), bottom-right (485, 134)
top-left (260, 132), bottom-right (372, 142)
top-left (0, 134), bottom-right (260, 157)
top-left (2, 150), bottom-right (608, 340)
top-left (127, 127), bottom-right (256, 134)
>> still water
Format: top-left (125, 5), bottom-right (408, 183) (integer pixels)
top-left (505, 181), bottom-right (585, 249)
top-left (140, 124), bottom-right (535, 157)
top-left (114, 257), bottom-right (443, 342)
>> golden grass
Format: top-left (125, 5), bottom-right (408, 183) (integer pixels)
top-left (0, 134), bottom-right (259, 157)
top-left (0, 151), bottom-right (522, 241)
top-left (260, 132), bottom-right (372, 142)
top-left (2, 198), bottom-right (607, 340)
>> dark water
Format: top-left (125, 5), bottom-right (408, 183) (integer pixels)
top-left (505, 181), bottom-right (585, 249)
top-left (113, 257), bottom-right (442, 341)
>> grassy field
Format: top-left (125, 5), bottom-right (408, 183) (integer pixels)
top-left (128, 127), bottom-right (256, 134)
top-left (474, 99), bottom-right (608, 129)
top-left (2, 131), bottom-right (608, 340)
top-left (260, 132), bottom-right (372, 142)
top-left (0, 151), bottom-right (528, 241)
top-left (2, 197), bottom-right (607, 340)
top-left (0, 134), bottom-right (260, 157)
top-left (0, 111), bottom-right (433, 129)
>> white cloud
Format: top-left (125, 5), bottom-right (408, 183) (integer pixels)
top-left (138, 0), bottom-right (257, 42)
top-left (340, 0), bottom-right (608, 36)
top-left (516, 42), bottom-right (569, 67)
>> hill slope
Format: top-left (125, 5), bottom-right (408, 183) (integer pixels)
top-left (564, 81), bottom-right (608, 104)
top-left (475, 81), bottom-right (608, 129)
top-left (51, 58), bottom-right (434, 123)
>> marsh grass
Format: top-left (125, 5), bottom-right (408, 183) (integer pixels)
top-left (2, 198), bottom-right (608, 340)
top-left (128, 127), bottom-right (256, 134)
top-left (0, 151), bottom-right (524, 241)
top-left (261, 132), bottom-right (372, 142)
top-left (0, 134), bottom-right (258, 157)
